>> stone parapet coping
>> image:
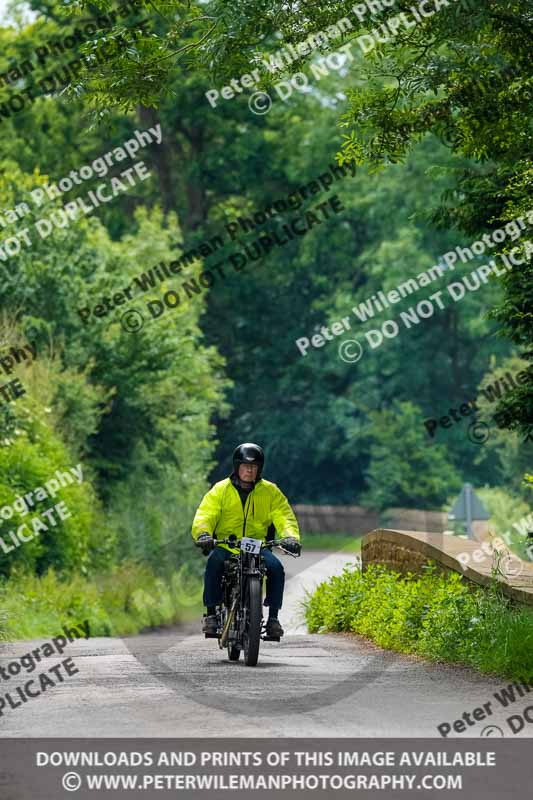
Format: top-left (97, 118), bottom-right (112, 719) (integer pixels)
top-left (362, 528), bottom-right (533, 607)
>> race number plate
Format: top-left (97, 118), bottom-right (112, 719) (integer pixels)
top-left (240, 537), bottom-right (262, 554)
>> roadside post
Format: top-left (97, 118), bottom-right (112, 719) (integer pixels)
top-left (448, 483), bottom-right (490, 540)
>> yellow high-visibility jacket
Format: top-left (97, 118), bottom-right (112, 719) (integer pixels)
top-left (191, 477), bottom-right (300, 552)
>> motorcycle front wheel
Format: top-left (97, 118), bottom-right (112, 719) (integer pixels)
top-left (243, 576), bottom-right (262, 667)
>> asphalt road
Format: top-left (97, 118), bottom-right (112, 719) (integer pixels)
top-left (1, 548), bottom-right (530, 738)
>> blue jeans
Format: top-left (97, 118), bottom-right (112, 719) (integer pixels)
top-left (203, 546), bottom-right (285, 610)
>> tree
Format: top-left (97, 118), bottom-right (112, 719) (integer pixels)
top-left (3, 0), bottom-right (526, 514)
top-left (361, 401), bottom-right (460, 510)
top-left (0, 160), bottom-right (230, 574)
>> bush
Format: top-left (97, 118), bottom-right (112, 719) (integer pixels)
top-left (361, 401), bottom-right (461, 511)
top-left (476, 486), bottom-right (533, 559)
top-left (0, 330), bottom-right (113, 578)
top-left (0, 562), bottom-right (203, 641)
top-left (0, 425), bottom-right (106, 579)
top-left (305, 562), bottom-right (533, 681)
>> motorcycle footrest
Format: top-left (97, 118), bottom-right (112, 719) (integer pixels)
top-left (262, 635), bottom-right (280, 642)
top-left (204, 632), bottom-right (220, 639)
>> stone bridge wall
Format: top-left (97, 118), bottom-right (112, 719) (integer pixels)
top-left (361, 528), bottom-right (533, 607)
top-left (293, 505), bottom-right (455, 536)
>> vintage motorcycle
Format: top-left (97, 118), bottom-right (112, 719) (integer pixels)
top-left (204, 535), bottom-right (300, 666)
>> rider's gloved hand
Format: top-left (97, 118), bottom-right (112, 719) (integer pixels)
top-left (196, 533), bottom-right (215, 555)
top-left (279, 537), bottom-right (301, 555)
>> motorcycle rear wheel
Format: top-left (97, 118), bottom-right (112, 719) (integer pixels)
top-left (227, 643), bottom-right (241, 661)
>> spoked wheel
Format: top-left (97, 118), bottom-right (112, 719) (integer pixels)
top-left (243, 576), bottom-right (262, 666)
top-left (221, 601), bottom-right (240, 660)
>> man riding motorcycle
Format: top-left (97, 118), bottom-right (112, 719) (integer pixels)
top-left (191, 442), bottom-right (301, 638)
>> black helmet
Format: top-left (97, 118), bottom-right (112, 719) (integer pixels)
top-left (233, 442), bottom-right (264, 480)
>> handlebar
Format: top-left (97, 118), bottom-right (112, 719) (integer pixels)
top-left (216, 536), bottom-right (301, 557)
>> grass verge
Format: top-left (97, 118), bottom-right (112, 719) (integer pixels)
top-left (304, 562), bottom-right (533, 681)
top-left (0, 535), bottom-right (360, 641)
top-left (303, 533), bottom-right (362, 551)
top-left (0, 562), bottom-right (203, 641)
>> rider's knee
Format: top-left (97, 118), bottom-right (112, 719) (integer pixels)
top-left (269, 558), bottom-right (284, 577)
top-left (206, 548), bottom-right (223, 568)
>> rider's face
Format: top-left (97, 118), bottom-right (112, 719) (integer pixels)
top-left (238, 463), bottom-right (258, 482)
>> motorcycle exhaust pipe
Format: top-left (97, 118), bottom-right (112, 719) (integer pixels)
top-left (219, 600), bottom-right (237, 648)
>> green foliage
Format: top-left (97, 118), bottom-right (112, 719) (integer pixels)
top-left (205, 129), bottom-right (512, 502)
top-left (305, 562), bottom-right (533, 680)
top-left (84, 0), bottom-right (532, 489)
top-left (108, 453), bottom-right (208, 574)
top-left (0, 351), bottom-right (108, 577)
top-left (0, 137), bottom-right (228, 620)
top-left (1, 0), bottom-right (531, 643)
top-left (476, 487), bottom-right (531, 537)
top-left (472, 356), bottom-right (533, 499)
top-left (1, 2), bottom-right (525, 515)
top-left (490, 192), bottom-right (533, 444)
top-left (300, 533), bottom-right (362, 552)
top-left (476, 486), bottom-right (533, 560)
top-left (361, 401), bottom-right (460, 510)
top-left (0, 562), bottom-right (202, 640)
